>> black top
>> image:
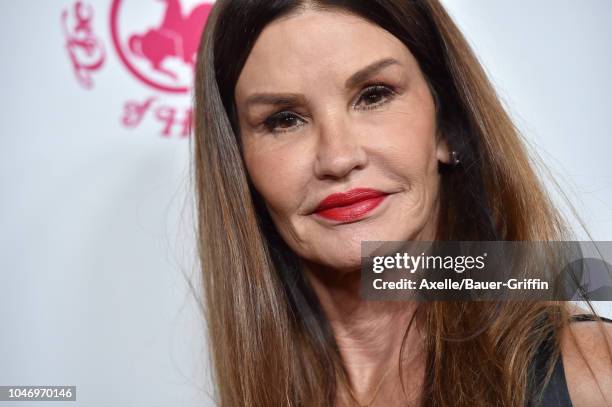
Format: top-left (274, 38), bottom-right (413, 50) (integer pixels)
top-left (530, 313), bottom-right (612, 406)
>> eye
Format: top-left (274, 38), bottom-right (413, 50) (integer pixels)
top-left (354, 84), bottom-right (396, 110)
top-left (263, 111), bottom-right (306, 134)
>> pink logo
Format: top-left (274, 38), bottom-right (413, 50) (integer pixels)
top-left (61, 0), bottom-right (210, 137)
top-left (62, 1), bottom-right (106, 89)
top-left (110, 0), bottom-right (212, 93)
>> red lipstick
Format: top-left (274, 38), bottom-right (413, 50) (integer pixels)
top-left (314, 188), bottom-right (388, 222)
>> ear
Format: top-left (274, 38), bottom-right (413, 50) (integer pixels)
top-left (435, 134), bottom-right (451, 164)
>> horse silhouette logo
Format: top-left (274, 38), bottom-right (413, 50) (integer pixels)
top-left (110, 0), bottom-right (212, 93)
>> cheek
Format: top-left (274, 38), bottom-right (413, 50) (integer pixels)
top-left (369, 106), bottom-right (438, 178)
top-left (243, 141), bottom-right (309, 217)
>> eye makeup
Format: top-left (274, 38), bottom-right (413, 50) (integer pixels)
top-left (260, 82), bottom-right (398, 134)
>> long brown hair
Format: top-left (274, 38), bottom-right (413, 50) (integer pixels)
top-left (191, 1), bottom-right (605, 405)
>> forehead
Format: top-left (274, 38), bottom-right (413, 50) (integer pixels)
top-left (235, 9), bottom-right (413, 99)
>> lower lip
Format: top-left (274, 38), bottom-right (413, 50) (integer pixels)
top-left (314, 195), bottom-right (388, 222)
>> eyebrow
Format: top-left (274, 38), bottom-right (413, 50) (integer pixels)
top-left (243, 57), bottom-right (401, 109)
top-left (345, 57), bottom-right (400, 89)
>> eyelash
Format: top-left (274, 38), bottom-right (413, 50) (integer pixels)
top-left (262, 84), bottom-right (397, 134)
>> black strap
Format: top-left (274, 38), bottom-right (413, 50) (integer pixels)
top-left (569, 313), bottom-right (612, 323)
top-left (539, 354), bottom-right (572, 406)
top-left (536, 313), bottom-right (612, 406)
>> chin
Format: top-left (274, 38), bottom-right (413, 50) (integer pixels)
top-left (323, 257), bottom-right (363, 274)
top-left (318, 242), bottom-right (368, 273)
top-left (339, 222), bottom-right (421, 245)
top-left (304, 243), bottom-right (361, 273)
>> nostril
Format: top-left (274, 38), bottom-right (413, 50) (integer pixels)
top-left (313, 120), bottom-right (368, 178)
top-left (313, 151), bottom-right (368, 180)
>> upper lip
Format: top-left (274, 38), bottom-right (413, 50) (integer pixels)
top-left (314, 188), bottom-right (388, 212)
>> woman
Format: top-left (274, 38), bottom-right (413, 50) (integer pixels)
top-left (191, 1), bottom-right (612, 406)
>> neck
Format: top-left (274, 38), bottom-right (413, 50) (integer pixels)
top-left (302, 260), bottom-right (425, 405)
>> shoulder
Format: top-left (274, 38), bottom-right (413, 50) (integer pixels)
top-left (560, 308), bottom-right (612, 406)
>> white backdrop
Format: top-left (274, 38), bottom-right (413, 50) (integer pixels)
top-left (1, 1), bottom-right (611, 406)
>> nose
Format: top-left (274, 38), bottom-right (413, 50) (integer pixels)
top-left (313, 113), bottom-right (368, 179)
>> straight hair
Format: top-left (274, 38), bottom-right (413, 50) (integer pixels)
top-left (191, 1), bottom-right (608, 405)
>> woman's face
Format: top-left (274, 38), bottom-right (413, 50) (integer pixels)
top-left (234, 9), bottom-right (450, 272)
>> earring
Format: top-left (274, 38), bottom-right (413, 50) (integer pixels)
top-left (449, 150), bottom-right (461, 166)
